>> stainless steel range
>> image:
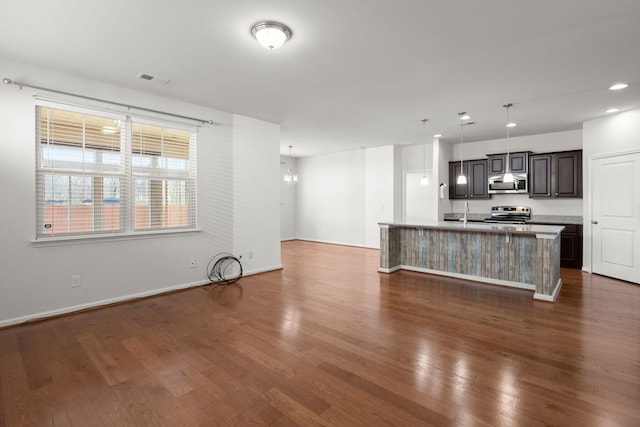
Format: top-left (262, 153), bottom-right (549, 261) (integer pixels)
top-left (484, 206), bottom-right (531, 224)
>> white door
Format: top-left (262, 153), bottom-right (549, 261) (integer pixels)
top-left (592, 152), bottom-right (640, 284)
top-left (403, 171), bottom-right (435, 224)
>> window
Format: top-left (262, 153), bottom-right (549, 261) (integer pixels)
top-left (36, 104), bottom-right (197, 239)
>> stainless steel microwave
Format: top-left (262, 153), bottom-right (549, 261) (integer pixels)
top-left (488, 173), bottom-right (528, 194)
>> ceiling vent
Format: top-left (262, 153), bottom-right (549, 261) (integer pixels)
top-left (135, 72), bottom-right (171, 85)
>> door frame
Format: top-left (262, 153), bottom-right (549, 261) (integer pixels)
top-left (588, 148), bottom-right (640, 276)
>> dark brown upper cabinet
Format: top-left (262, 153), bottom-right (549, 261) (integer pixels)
top-left (487, 152), bottom-right (529, 175)
top-left (529, 150), bottom-right (582, 198)
top-left (449, 159), bottom-right (490, 199)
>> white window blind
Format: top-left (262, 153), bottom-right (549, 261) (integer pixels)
top-left (131, 120), bottom-right (197, 231)
top-left (36, 104), bottom-right (197, 239)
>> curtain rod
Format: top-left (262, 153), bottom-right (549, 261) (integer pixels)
top-left (3, 77), bottom-right (216, 126)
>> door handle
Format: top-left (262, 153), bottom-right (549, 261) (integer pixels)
top-left (591, 220), bottom-right (599, 224)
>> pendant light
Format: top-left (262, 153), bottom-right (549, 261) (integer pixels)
top-left (456, 112), bottom-right (467, 185)
top-left (503, 103), bottom-right (516, 183)
top-left (283, 145), bottom-right (298, 184)
top-left (420, 118), bottom-right (429, 186)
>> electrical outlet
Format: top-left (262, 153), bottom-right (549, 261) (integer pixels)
top-left (189, 258), bottom-right (196, 269)
top-left (71, 275), bottom-right (81, 288)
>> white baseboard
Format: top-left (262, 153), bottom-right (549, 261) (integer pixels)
top-left (243, 265), bottom-right (283, 275)
top-left (0, 266), bottom-right (282, 328)
top-left (396, 265), bottom-right (537, 292)
top-left (294, 238), bottom-right (378, 249)
top-left (380, 264), bottom-right (566, 301)
top-left (379, 264), bottom-right (574, 301)
top-left (534, 278), bottom-right (563, 302)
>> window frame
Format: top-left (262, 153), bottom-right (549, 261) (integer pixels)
top-left (34, 101), bottom-right (198, 243)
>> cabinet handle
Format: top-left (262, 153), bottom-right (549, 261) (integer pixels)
top-left (592, 220), bottom-right (599, 224)
top-left (555, 192), bottom-right (559, 196)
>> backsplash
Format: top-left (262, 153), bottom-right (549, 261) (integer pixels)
top-left (449, 194), bottom-right (583, 217)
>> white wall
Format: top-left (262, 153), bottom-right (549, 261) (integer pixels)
top-left (449, 129), bottom-right (584, 216)
top-left (436, 139), bottom-right (454, 219)
top-left (582, 107), bottom-right (640, 271)
top-left (0, 59), bottom-right (281, 327)
top-left (280, 155), bottom-right (297, 240)
top-left (233, 115), bottom-right (281, 273)
top-left (295, 143), bottom-right (437, 248)
top-left (365, 146), bottom-right (395, 248)
top-left (399, 142), bottom-right (439, 224)
top-left (393, 145), bottom-right (403, 222)
top-left (291, 129), bottom-right (587, 249)
top-left (296, 149), bottom-right (367, 246)
top-left (401, 142), bottom-right (433, 172)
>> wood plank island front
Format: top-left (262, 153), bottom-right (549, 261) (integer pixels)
top-left (379, 222), bottom-right (565, 301)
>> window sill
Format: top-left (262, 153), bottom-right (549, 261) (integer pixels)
top-left (32, 228), bottom-right (201, 247)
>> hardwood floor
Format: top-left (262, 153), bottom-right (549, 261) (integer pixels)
top-left (1, 240), bottom-right (639, 426)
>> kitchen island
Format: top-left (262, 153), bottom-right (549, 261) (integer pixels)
top-left (379, 221), bottom-right (565, 301)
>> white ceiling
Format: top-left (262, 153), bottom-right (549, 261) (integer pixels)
top-left (1, 0), bottom-right (640, 157)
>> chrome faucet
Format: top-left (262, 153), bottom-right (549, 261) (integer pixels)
top-left (463, 200), bottom-right (469, 225)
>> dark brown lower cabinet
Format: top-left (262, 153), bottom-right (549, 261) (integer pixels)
top-left (560, 224), bottom-right (583, 269)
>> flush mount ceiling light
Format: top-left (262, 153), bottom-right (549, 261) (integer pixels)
top-left (433, 133), bottom-right (442, 138)
top-left (609, 83), bottom-right (629, 91)
top-left (251, 21), bottom-right (292, 50)
top-left (606, 107), bottom-right (621, 114)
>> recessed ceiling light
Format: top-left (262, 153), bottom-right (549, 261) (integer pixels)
top-left (459, 114), bottom-right (471, 121)
top-left (251, 21), bottom-right (292, 50)
top-left (433, 134), bottom-right (442, 138)
top-left (609, 83), bottom-right (629, 91)
top-left (606, 108), bottom-right (621, 113)
top-left (506, 122), bottom-right (517, 128)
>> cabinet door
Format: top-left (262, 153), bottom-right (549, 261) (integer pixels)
top-left (529, 155), bottom-right (552, 198)
top-left (488, 155), bottom-right (506, 174)
top-left (449, 162), bottom-right (468, 198)
top-left (560, 225), bottom-right (583, 268)
top-left (509, 152), bottom-right (528, 173)
top-left (488, 152), bottom-right (528, 175)
top-left (468, 160), bottom-right (489, 199)
top-left (553, 151), bottom-right (582, 197)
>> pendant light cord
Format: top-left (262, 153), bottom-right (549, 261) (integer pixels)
top-left (504, 103), bottom-right (513, 173)
top-left (459, 120), bottom-right (464, 170)
top-left (421, 119), bottom-right (428, 177)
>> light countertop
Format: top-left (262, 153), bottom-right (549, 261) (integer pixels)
top-left (443, 213), bottom-right (583, 225)
top-left (379, 221), bottom-right (565, 236)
